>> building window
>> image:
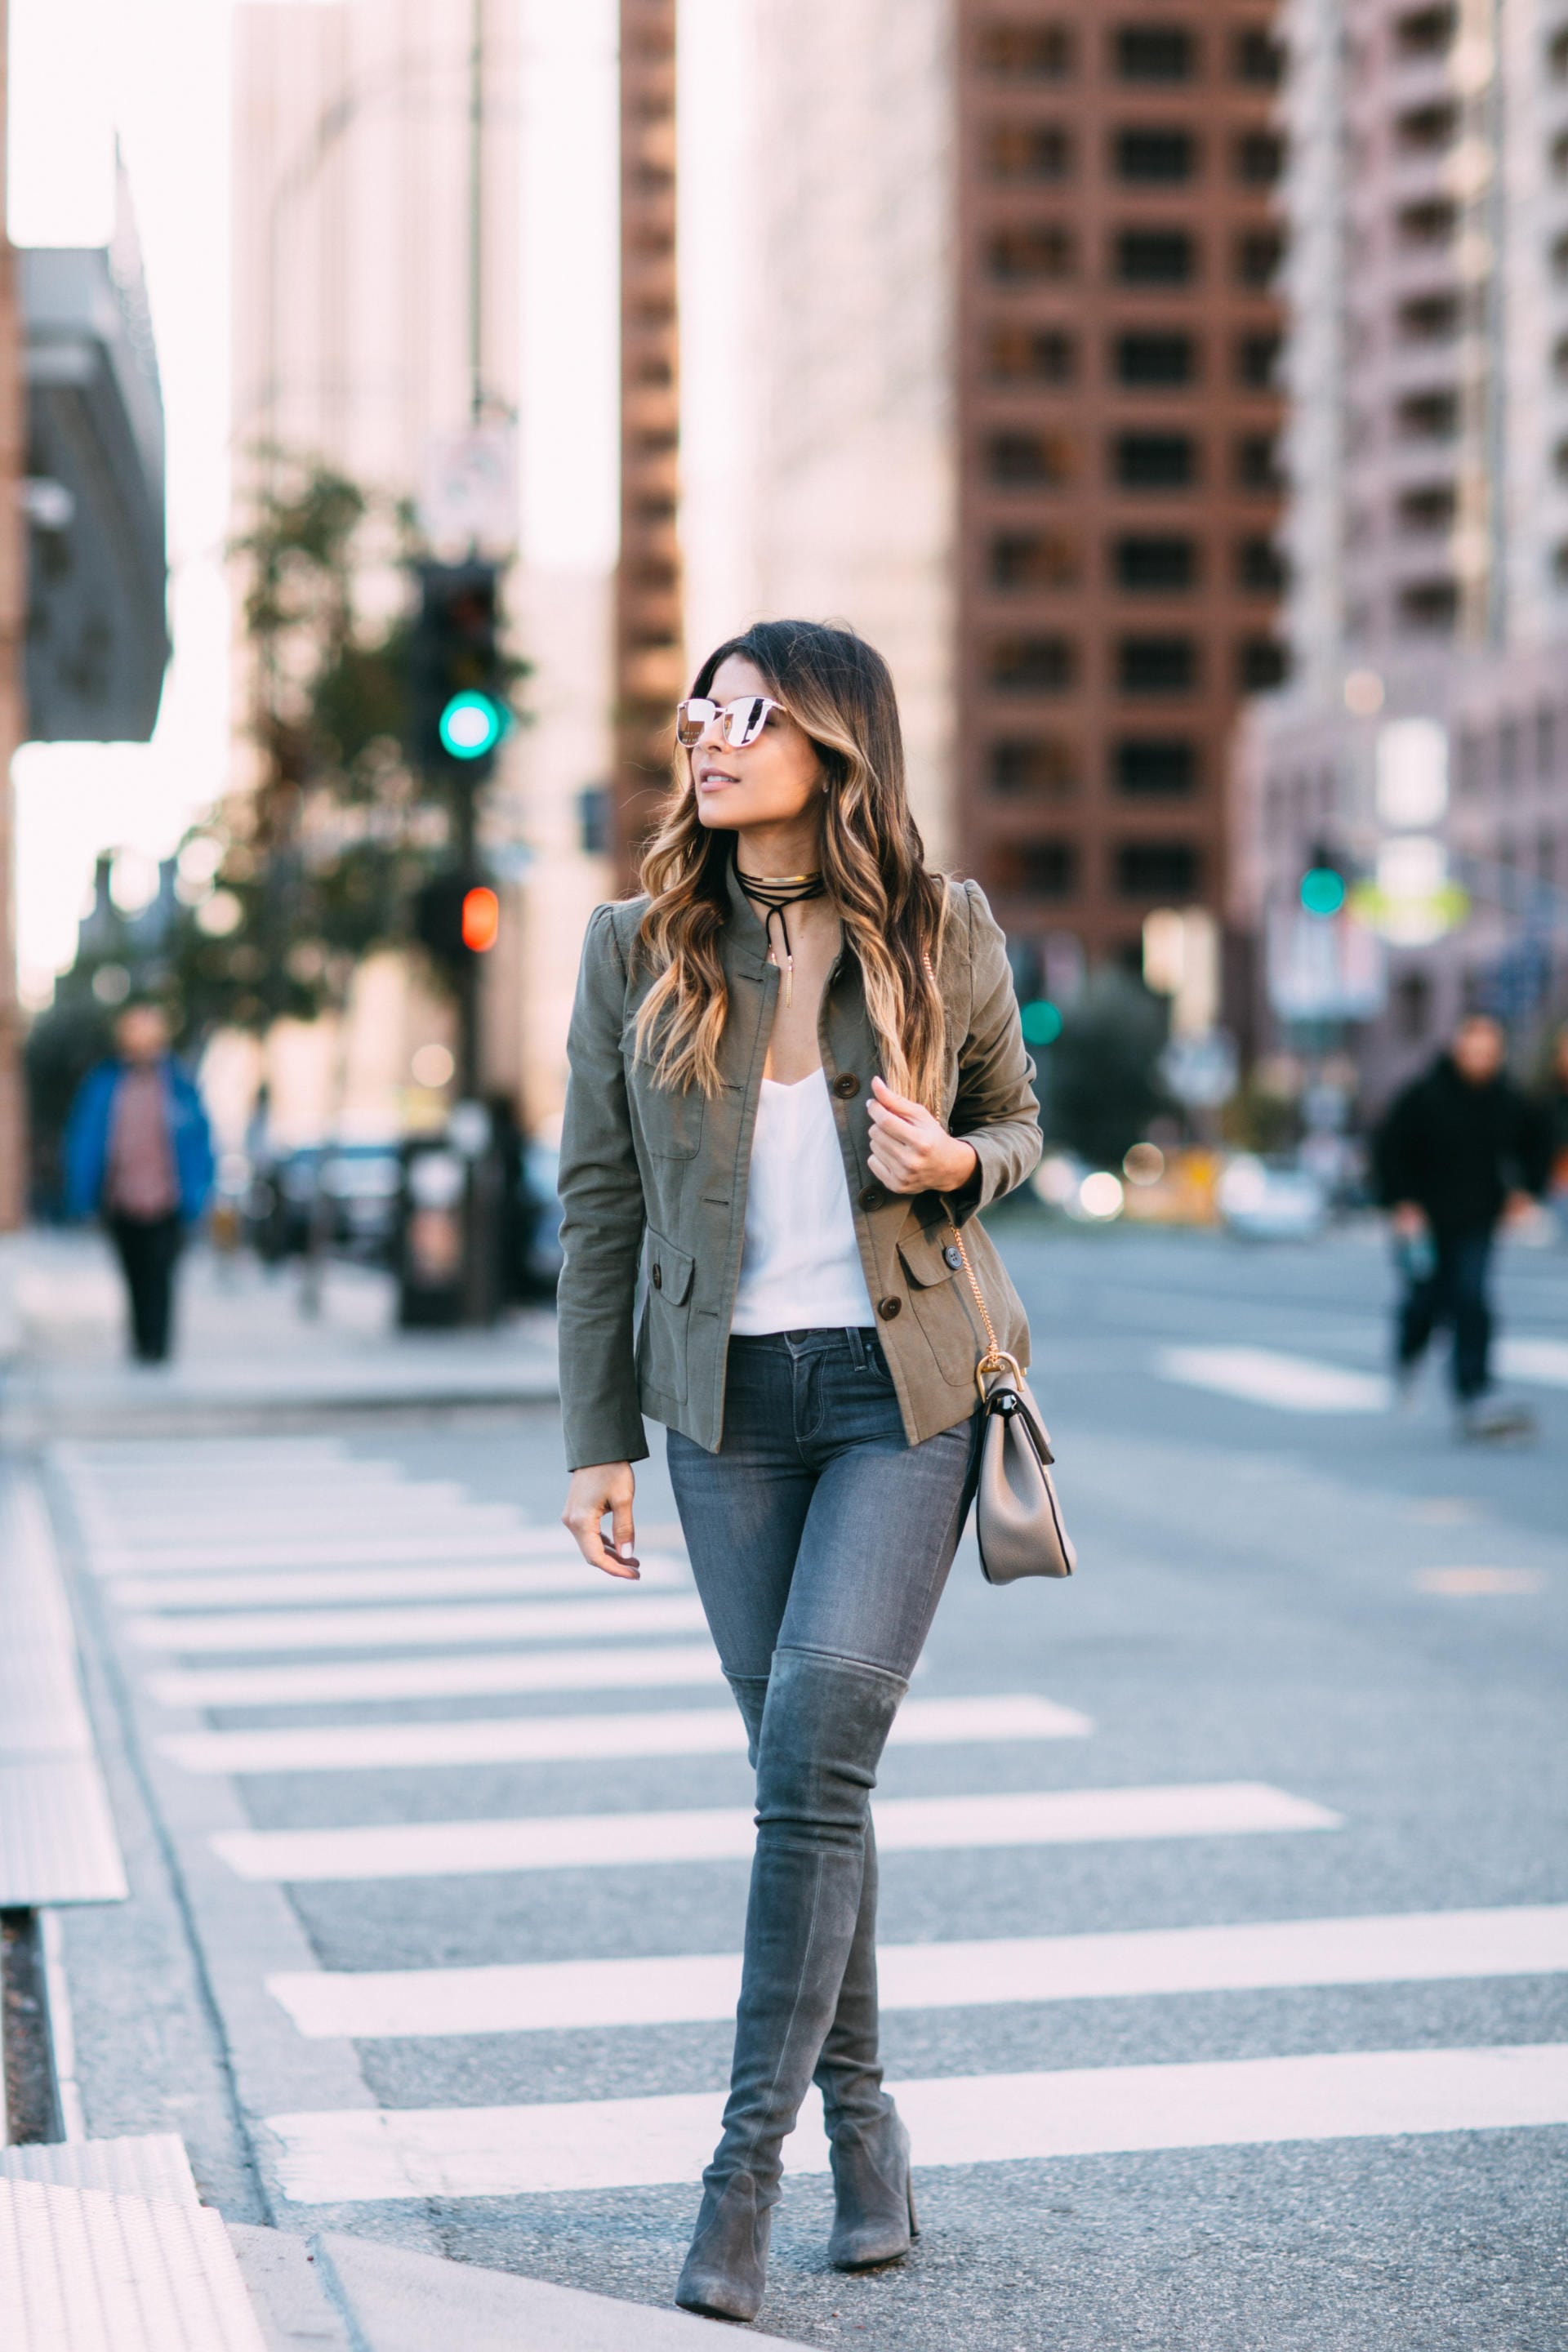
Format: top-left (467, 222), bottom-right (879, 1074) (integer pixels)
top-left (1397, 198), bottom-right (1456, 247)
top-left (1115, 229), bottom-right (1196, 286)
top-left (987, 430), bottom-right (1072, 485)
top-left (1116, 840), bottom-right (1201, 897)
top-left (1456, 729), bottom-right (1482, 794)
top-left (1236, 332), bottom-right (1280, 388)
top-left (1499, 719), bottom-right (1518, 787)
top-left (1114, 332), bottom-right (1196, 388)
top-left (1552, 233), bottom-right (1568, 286)
top-left (1235, 229), bottom-right (1284, 287)
top-left (989, 739), bottom-right (1076, 796)
top-left (1555, 439), bottom-right (1568, 484)
top-left (996, 840), bottom-right (1079, 898)
top-left (988, 326), bottom-right (1076, 382)
top-left (1232, 26), bottom-right (1284, 84)
top-left (1114, 535), bottom-right (1198, 592)
top-left (1396, 390), bottom-right (1459, 441)
top-left (1113, 25), bottom-right (1196, 81)
top-left (1114, 127), bottom-right (1197, 184)
top-left (1399, 579), bottom-right (1459, 630)
top-left (990, 532), bottom-right (1080, 589)
top-left (1236, 537), bottom-right (1285, 593)
top-left (1114, 738), bottom-right (1198, 797)
top-left (986, 122), bottom-right (1073, 180)
top-left (1398, 292), bottom-right (1459, 341)
top-left (1552, 26), bottom-right (1568, 80)
top-left (988, 635), bottom-right (1076, 692)
top-left (988, 225), bottom-right (1075, 281)
top-left (1234, 131), bottom-right (1284, 185)
top-left (1114, 431), bottom-right (1198, 488)
top-left (1554, 335), bottom-right (1568, 382)
top-left (1552, 131), bottom-right (1568, 181)
top-left (1237, 637), bottom-right (1288, 689)
top-left (1396, 100), bottom-right (1458, 151)
top-left (1118, 635), bottom-right (1198, 694)
top-left (978, 22), bottom-right (1075, 76)
top-left (1536, 703), bottom-right (1556, 777)
top-left (1394, 7), bottom-right (1456, 58)
top-left (1235, 432), bottom-right (1281, 490)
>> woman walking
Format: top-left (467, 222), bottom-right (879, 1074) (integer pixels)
top-left (557, 621), bottom-right (1041, 2321)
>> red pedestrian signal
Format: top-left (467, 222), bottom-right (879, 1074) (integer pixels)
top-left (461, 886), bottom-right (500, 953)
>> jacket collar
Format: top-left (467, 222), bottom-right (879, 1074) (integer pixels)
top-left (720, 842), bottom-right (774, 978)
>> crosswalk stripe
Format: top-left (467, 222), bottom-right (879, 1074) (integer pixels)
top-left (145, 1642), bottom-right (728, 1711)
top-left (1156, 1347), bottom-right (1390, 1413)
top-left (157, 1693), bottom-right (1093, 1777)
top-left (76, 1481), bottom-right (470, 1526)
top-left (107, 1558), bottom-right (690, 1610)
top-left (264, 2042), bottom-right (1568, 2202)
top-left (265, 1904), bottom-right (1568, 2039)
top-left (1497, 1337), bottom-right (1568, 1388)
top-left (124, 1594), bottom-right (712, 1654)
top-left (91, 1527), bottom-right (562, 1575)
top-left (212, 1781), bottom-right (1339, 1883)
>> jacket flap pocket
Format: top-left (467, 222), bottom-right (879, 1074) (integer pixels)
top-left (896, 1223), bottom-right (960, 1290)
top-left (646, 1231), bottom-right (695, 1305)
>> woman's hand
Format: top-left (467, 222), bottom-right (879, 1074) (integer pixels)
top-left (866, 1076), bottom-right (978, 1196)
top-left (562, 1461), bottom-right (641, 1579)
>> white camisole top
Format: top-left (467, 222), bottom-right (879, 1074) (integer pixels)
top-left (730, 1068), bottom-right (877, 1334)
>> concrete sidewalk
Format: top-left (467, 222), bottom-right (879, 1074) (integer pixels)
top-left (0, 1232), bottom-right (559, 1437)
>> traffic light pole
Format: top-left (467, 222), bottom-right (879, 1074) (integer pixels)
top-left (452, 768), bottom-right (482, 1098)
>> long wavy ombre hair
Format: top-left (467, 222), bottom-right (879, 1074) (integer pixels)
top-left (633, 621), bottom-right (951, 1107)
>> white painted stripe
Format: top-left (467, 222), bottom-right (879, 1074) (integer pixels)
top-left (158, 1694), bottom-right (1092, 1777)
top-left (145, 1643), bottom-right (727, 1711)
top-left (92, 1527), bottom-right (552, 1575)
top-left (265, 2042), bottom-right (1568, 2202)
top-left (78, 1479), bottom-right (467, 1517)
top-left (109, 1558), bottom-right (690, 1610)
top-left (267, 1905), bottom-right (1568, 2040)
top-left (1498, 1336), bottom-right (1568, 1388)
top-left (1156, 1347), bottom-right (1391, 1414)
top-left (126, 1594), bottom-right (712, 1654)
top-left (214, 1781), bottom-right (1339, 1883)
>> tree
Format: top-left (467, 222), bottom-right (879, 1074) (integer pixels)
top-left (1048, 968), bottom-right (1169, 1169)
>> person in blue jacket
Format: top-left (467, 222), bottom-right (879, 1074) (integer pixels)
top-left (64, 1002), bottom-right (215, 1362)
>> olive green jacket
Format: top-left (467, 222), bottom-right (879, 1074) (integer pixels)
top-left (555, 864), bottom-right (1042, 1468)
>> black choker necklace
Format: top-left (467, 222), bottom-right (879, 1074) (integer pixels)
top-left (736, 863), bottom-right (826, 1008)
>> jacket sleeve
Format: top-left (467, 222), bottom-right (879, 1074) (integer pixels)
top-left (946, 880), bottom-right (1043, 1222)
top-left (555, 904), bottom-right (650, 1469)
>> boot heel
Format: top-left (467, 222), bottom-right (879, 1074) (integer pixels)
top-left (907, 2174), bottom-right (920, 2241)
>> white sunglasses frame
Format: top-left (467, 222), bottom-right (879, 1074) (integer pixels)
top-left (675, 694), bottom-right (785, 751)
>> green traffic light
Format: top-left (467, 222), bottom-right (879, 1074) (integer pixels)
top-left (1020, 998), bottom-right (1063, 1046)
top-left (439, 691), bottom-right (504, 761)
top-left (1300, 866), bottom-right (1346, 918)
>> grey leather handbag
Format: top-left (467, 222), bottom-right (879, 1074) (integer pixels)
top-left (947, 1219), bottom-right (1076, 1584)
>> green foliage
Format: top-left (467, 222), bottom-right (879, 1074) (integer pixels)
top-left (1047, 968), bottom-right (1169, 1169)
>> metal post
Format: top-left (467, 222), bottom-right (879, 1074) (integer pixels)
top-left (469, 0), bottom-right (484, 427)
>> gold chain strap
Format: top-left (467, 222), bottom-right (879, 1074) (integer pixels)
top-left (944, 1210), bottom-right (1018, 1400)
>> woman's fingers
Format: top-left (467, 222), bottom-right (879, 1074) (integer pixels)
top-left (562, 1466), bottom-right (641, 1579)
top-left (871, 1074), bottom-right (920, 1119)
top-left (609, 1491), bottom-right (640, 1575)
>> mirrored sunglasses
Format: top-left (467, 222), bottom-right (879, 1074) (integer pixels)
top-left (675, 694), bottom-right (783, 750)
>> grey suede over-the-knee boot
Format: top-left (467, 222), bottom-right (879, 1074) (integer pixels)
top-left (675, 1648), bottom-right (906, 2323)
top-left (726, 1673), bottom-right (917, 2274)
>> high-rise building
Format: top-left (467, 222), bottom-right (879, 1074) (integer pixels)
top-left (954, 3), bottom-right (1289, 991)
top-left (613, 0), bottom-right (684, 874)
top-left (1242, 0), bottom-right (1568, 1089)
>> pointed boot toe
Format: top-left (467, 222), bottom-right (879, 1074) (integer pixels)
top-left (675, 2173), bottom-right (773, 2322)
top-left (827, 2105), bottom-right (918, 2270)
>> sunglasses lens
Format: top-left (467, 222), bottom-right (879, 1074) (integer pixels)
top-left (725, 697), bottom-right (769, 748)
top-left (676, 699), bottom-right (715, 747)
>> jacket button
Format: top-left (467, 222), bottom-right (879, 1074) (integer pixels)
top-left (942, 1243), bottom-right (963, 1270)
top-left (833, 1071), bottom-right (859, 1099)
top-left (858, 1185), bottom-right (880, 1210)
top-left (877, 1296), bottom-right (902, 1321)
top-left (651, 1263), bottom-right (662, 1290)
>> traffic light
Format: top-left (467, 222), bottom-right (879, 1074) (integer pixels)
top-left (411, 562), bottom-right (510, 779)
top-left (1299, 841), bottom-right (1348, 919)
top-left (415, 871), bottom-right (501, 970)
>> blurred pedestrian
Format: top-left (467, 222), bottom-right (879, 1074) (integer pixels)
top-left (1374, 1013), bottom-right (1550, 1438)
top-left (64, 1003), bottom-right (215, 1364)
top-left (1543, 1021), bottom-right (1568, 1238)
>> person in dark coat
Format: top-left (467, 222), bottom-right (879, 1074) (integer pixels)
top-left (64, 1003), bottom-right (215, 1363)
top-left (1374, 1013), bottom-right (1551, 1435)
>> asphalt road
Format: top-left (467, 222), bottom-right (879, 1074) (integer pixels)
top-left (46, 1216), bottom-right (1568, 2350)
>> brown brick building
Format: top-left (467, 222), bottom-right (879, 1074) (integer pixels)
top-left (956, 4), bottom-right (1288, 996)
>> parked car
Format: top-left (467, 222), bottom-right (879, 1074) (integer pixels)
top-left (1218, 1155), bottom-right (1329, 1242)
